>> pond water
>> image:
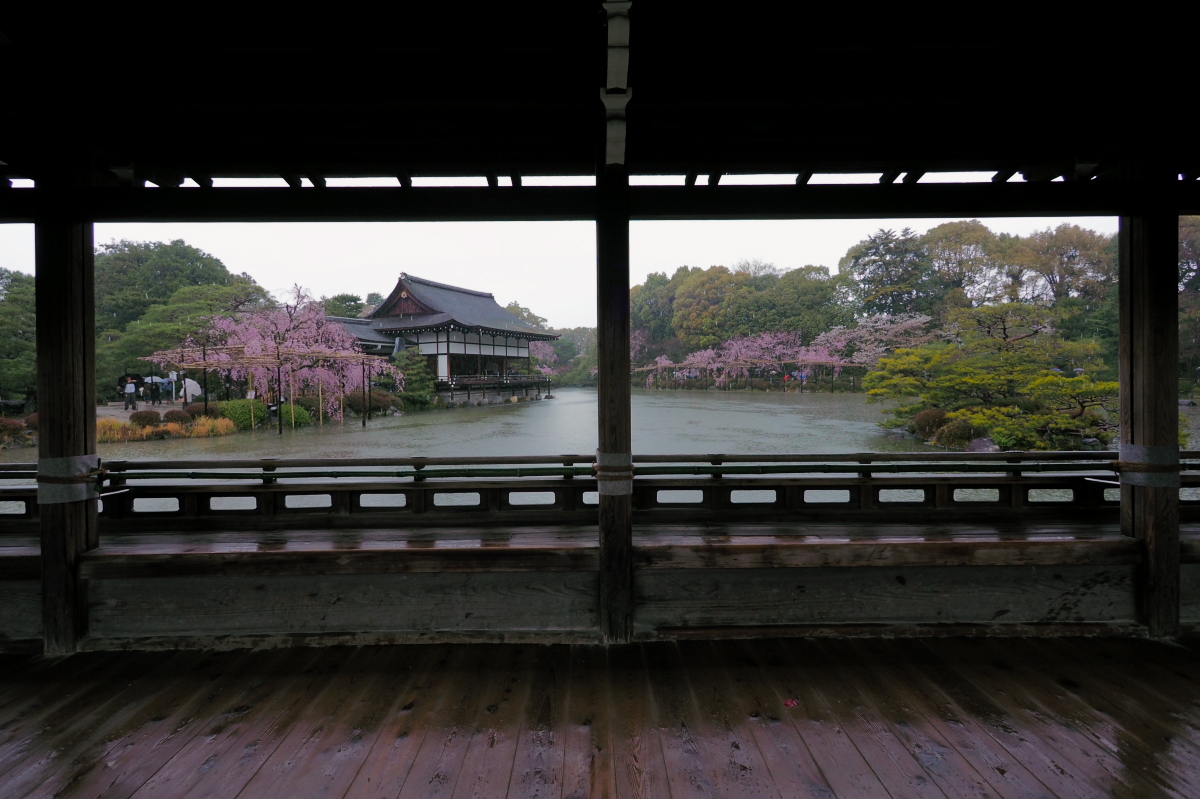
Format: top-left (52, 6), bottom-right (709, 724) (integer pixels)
top-left (1, 388), bottom-right (926, 465)
top-left (8, 388), bottom-right (1200, 467)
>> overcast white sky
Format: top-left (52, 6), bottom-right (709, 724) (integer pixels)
top-left (0, 216), bottom-right (1118, 329)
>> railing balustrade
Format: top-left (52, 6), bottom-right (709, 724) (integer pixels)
top-left (4, 452), bottom-right (1200, 535)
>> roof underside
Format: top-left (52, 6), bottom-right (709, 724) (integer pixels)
top-left (1, 7), bottom-right (1190, 192)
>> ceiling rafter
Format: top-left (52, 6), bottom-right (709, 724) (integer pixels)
top-left (601, 1), bottom-right (631, 166)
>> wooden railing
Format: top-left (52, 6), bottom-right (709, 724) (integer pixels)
top-left (4, 452), bottom-right (1200, 535)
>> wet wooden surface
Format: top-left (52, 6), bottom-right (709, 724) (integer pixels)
top-left (2, 638), bottom-right (1200, 797)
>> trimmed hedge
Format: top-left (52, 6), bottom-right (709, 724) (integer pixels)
top-left (292, 396), bottom-right (332, 422)
top-left (219, 399), bottom-right (270, 430)
top-left (162, 410), bottom-right (193, 425)
top-left (185, 401), bottom-right (221, 419)
top-left (278, 404), bottom-right (313, 427)
top-left (23, 413), bottom-right (38, 431)
top-left (128, 410), bottom-right (162, 428)
top-left (342, 389), bottom-right (401, 416)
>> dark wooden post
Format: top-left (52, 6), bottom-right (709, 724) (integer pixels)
top-left (1119, 204), bottom-right (1180, 637)
top-left (596, 163), bottom-right (633, 643)
top-left (35, 177), bottom-right (98, 655)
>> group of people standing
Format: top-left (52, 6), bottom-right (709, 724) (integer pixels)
top-left (122, 377), bottom-right (164, 411)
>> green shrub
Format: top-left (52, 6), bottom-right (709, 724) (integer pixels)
top-left (933, 419), bottom-right (975, 449)
top-left (292, 396), bottom-right (332, 421)
top-left (0, 418), bottom-right (24, 440)
top-left (278, 404), bottom-right (312, 427)
top-left (163, 410), bottom-right (192, 425)
top-left (186, 401), bottom-right (221, 419)
top-left (128, 410), bottom-right (162, 428)
top-left (913, 408), bottom-right (948, 439)
top-left (342, 389), bottom-right (400, 416)
top-left (219, 399), bottom-right (269, 430)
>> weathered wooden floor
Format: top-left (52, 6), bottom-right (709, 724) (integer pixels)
top-left (2, 637), bottom-right (1200, 798)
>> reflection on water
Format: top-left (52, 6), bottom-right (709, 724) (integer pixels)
top-left (0, 388), bottom-right (929, 466)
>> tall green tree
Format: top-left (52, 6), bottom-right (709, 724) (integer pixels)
top-left (96, 281), bottom-right (271, 395)
top-left (1022, 224), bottom-right (1115, 305)
top-left (95, 239), bottom-right (244, 329)
top-left (671, 266), bottom-right (752, 348)
top-left (391, 348), bottom-right (436, 408)
top-left (723, 265), bottom-right (856, 340)
top-left (322, 293), bottom-right (365, 318)
top-left (0, 268), bottom-right (36, 402)
top-left (919, 220), bottom-right (999, 318)
top-left (503, 301), bottom-right (548, 329)
top-left (841, 228), bottom-right (938, 316)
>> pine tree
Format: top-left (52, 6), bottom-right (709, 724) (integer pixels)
top-left (392, 348), bottom-right (437, 409)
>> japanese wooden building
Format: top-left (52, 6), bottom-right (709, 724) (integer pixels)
top-left (3, 5), bottom-right (1200, 795)
top-left (331, 273), bottom-right (558, 380)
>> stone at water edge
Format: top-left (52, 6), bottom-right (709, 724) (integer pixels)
top-left (967, 437), bottom-right (1001, 453)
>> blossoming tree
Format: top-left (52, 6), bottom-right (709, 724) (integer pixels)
top-left (145, 287), bottom-right (401, 419)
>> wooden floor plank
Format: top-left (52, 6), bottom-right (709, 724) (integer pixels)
top-left (0, 653), bottom-right (122, 747)
top-left (1043, 637), bottom-right (1200, 731)
top-left (829, 640), bottom-right (995, 799)
top-left (3, 639), bottom-right (1200, 798)
top-left (24, 649), bottom-right (273, 799)
top-left (507, 645), bottom-right (569, 799)
top-left (785, 639), bottom-right (948, 799)
top-left (451, 644), bottom-right (538, 799)
top-left (746, 638), bottom-right (892, 798)
top-left (1018, 638), bottom-right (1200, 790)
top-left (166, 647), bottom-right (373, 799)
top-left (887, 639), bottom-right (1106, 799)
top-left (925, 638), bottom-right (1183, 798)
top-left (0, 652), bottom-right (187, 790)
top-left (832, 641), bottom-right (1054, 799)
top-left (721, 640), bottom-right (836, 799)
top-left (606, 643), bottom-right (672, 799)
top-left (641, 641), bottom-right (729, 798)
top-left (671, 640), bottom-right (784, 798)
top-left (126, 647), bottom-right (327, 798)
top-left (560, 645), bottom-right (615, 799)
top-left (394, 645), bottom-right (520, 799)
top-left (61, 649), bottom-right (300, 799)
top-left (343, 644), bottom-right (471, 799)
top-left (234, 646), bottom-right (421, 799)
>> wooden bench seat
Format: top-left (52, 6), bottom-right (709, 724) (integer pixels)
top-left (42, 522), bottom-right (1151, 581)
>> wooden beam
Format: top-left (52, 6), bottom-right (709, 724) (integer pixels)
top-left (35, 185), bottom-right (98, 655)
top-left (596, 163), bottom-right (632, 644)
top-left (1119, 207), bottom-right (1181, 637)
top-left (3, 181), bottom-right (1200, 224)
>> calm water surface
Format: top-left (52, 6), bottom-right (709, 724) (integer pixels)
top-left (1, 388), bottom-right (923, 465)
top-left (10, 388), bottom-right (1197, 466)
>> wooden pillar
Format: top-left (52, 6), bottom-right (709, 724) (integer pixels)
top-left (596, 163), bottom-right (633, 643)
top-left (1119, 208), bottom-right (1180, 637)
top-left (35, 183), bottom-right (98, 655)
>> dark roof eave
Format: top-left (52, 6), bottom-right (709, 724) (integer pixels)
top-left (372, 318), bottom-right (559, 340)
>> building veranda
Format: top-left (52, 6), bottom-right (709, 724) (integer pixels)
top-left (2, 5), bottom-right (1200, 796)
